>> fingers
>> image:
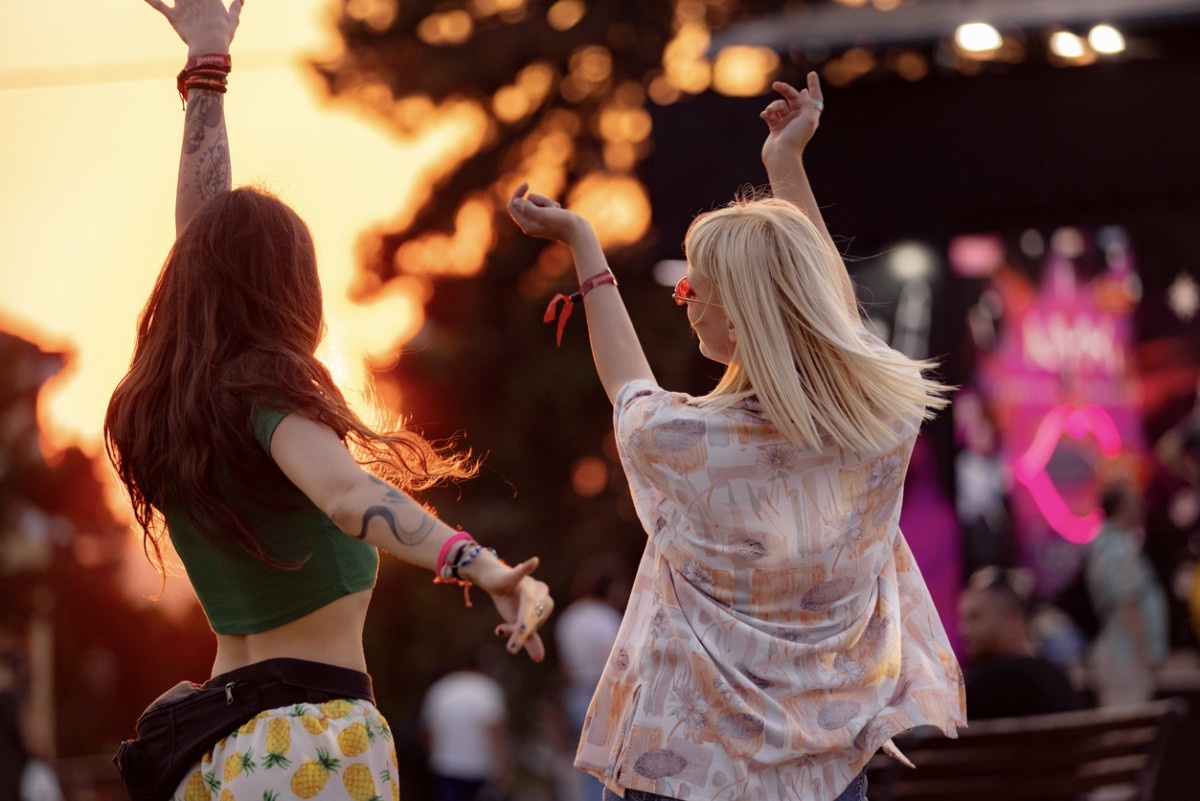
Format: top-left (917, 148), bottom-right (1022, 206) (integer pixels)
top-left (509, 555), bottom-right (539, 578)
top-left (510, 181), bottom-right (529, 202)
top-left (143, 0), bottom-right (172, 15)
top-left (230, 0), bottom-right (245, 25)
top-left (526, 192), bottom-right (561, 209)
top-left (760, 98), bottom-right (789, 120)
top-left (771, 80), bottom-right (805, 107)
top-left (768, 73), bottom-right (823, 113)
top-left (807, 70), bottom-right (823, 104)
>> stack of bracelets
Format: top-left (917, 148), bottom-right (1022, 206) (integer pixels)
top-left (176, 53), bottom-right (231, 108)
top-left (434, 531), bottom-right (498, 606)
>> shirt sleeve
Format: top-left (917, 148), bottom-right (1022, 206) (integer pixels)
top-left (250, 406), bottom-right (291, 454)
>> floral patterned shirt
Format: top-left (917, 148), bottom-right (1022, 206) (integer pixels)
top-left (575, 378), bottom-right (965, 801)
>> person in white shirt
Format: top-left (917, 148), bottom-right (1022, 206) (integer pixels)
top-left (555, 554), bottom-right (629, 801)
top-left (421, 665), bottom-right (511, 801)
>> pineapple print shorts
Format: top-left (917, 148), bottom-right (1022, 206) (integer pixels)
top-left (171, 698), bottom-right (401, 801)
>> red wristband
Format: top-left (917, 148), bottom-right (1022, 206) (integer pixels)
top-left (185, 53), bottom-right (232, 71)
top-left (579, 271), bottom-right (618, 297)
top-left (435, 531), bottom-right (474, 579)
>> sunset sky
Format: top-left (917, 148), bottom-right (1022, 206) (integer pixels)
top-left (0, 0), bottom-right (474, 460)
top-left (0, 0), bottom-right (508, 603)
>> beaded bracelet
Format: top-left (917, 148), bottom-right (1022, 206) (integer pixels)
top-left (543, 271), bottom-right (618, 347)
top-left (451, 544), bottom-right (498, 580)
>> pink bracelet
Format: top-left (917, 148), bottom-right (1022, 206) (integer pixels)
top-left (435, 531), bottom-right (474, 579)
top-left (578, 271), bottom-right (617, 297)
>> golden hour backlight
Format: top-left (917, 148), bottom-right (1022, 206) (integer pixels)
top-left (0, 0), bottom-right (502, 602)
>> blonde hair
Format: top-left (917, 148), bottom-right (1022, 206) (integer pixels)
top-left (683, 196), bottom-right (949, 453)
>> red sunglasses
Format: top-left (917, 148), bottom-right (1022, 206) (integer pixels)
top-left (673, 275), bottom-right (717, 307)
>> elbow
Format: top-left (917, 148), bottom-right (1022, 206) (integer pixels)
top-left (319, 481), bottom-right (366, 539)
top-left (324, 496), bottom-right (360, 541)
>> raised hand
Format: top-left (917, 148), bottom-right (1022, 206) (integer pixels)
top-left (506, 182), bottom-right (589, 246)
top-left (760, 71), bottom-right (824, 167)
top-left (144, 0), bottom-right (244, 55)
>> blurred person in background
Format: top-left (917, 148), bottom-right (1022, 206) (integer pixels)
top-left (958, 567), bottom-right (1081, 720)
top-left (420, 657), bottom-right (512, 801)
top-left (1156, 375), bottom-right (1200, 644)
top-left (0, 626), bottom-right (29, 800)
top-left (104, 2), bottom-right (552, 799)
top-left (1085, 485), bottom-right (1169, 706)
top-left (0, 610), bottom-right (62, 801)
top-left (508, 72), bottom-right (963, 801)
top-left (555, 554), bottom-right (629, 801)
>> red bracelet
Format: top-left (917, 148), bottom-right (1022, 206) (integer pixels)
top-left (579, 271), bottom-right (618, 297)
top-left (435, 531), bottom-right (474, 579)
top-left (177, 54), bottom-right (232, 108)
top-left (185, 80), bottom-right (228, 94)
top-left (543, 272), bottom-right (618, 347)
top-left (186, 53), bottom-right (232, 71)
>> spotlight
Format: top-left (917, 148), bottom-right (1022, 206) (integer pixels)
top-left (955, 22), bottom-right (1003, 53)
top-left (1049, 31), bottom-right (1087, 59)
top-left (1088, 24), bottom-right (1126, 55)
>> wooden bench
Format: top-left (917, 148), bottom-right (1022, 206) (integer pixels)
top-left (866, 697), bottom-right (1188, 801)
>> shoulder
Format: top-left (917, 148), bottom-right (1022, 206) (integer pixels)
top-left (614, 379), bottom-right (707, 423)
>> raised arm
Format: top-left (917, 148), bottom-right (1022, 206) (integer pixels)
top-left (267, 411), bottom-right (552, 660)
top-left (507, 184), bottom-right (655, 404)
top-left (145, 0), bottom-right (242, 235)
top-left (760, 72), bottom-right (858, 319)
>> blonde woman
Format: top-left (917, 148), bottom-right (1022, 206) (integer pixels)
top-left (508, 73), bottom-right (964, 801)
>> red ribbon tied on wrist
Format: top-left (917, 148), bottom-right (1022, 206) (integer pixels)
top-left (542, 272), bottom-right (617, 348)
top-left (543, 292), bottom-right (580, 348)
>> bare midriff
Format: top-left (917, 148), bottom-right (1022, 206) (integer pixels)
top-left (209, 589), bottom-right (373, 677)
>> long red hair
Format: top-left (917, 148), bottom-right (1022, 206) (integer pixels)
top-left (105, 187), bottom-right (473, 571)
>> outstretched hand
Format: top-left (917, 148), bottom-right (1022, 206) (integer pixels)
top-left (475, 556), bottom-right (554, 662)
top-left (144, 0), bottom-right (244, 55)
top-left (760, 71), bottom-right (824, 165)
top-left (507, 182), bottom-right (589, 246)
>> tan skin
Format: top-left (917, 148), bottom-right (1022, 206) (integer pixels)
top-left (147, 0), bottom-right (552, 677)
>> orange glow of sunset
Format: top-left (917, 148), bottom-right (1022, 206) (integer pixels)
top-left (0, 1), bottom-right (496, 603)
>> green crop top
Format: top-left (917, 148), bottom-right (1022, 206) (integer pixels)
top-left (166, 406), bottom-right (379, 635)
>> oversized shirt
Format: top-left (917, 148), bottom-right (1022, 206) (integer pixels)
top-left (575, 379), bottom-right (965, 801)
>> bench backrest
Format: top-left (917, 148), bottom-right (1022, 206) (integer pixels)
top-left (866, 697), bottom-right (1188, 801)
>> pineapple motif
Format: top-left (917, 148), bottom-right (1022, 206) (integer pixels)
top-left (320, 699), bottom-right (354, 719)
top-left (262, 718), bottom-right (292, 769)
top-left (182, 770), bottom-right (208, 801)
top-left (380, 768), bottom-right (400, 801)
top-left (373, 714), bottom-right (393, 741)
top-left (343, 763), bottom-right (382, 801)
top-left (290, 747), bottom-right (342, 798)
top-left (337, 721), bottom-right (374, 758)
top-left (219, 790), bottom-right (235, 801)
top-left (261, 792), bottom-right (279, 801)
top-left (299, 714), bottom-right (329, 735)
top-left (223, 748), bottom-right (256, 782)
top-left (238, 710), bottom-right (270, 736)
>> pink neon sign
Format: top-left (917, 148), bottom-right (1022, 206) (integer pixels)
top-left (1012, 403), bottom-right (1124, 544)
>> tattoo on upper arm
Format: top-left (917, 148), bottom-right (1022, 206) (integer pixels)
top-left (368, 476), bottom-right (406, 502)
top-left (356, 505), bottom-right (436, 545)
